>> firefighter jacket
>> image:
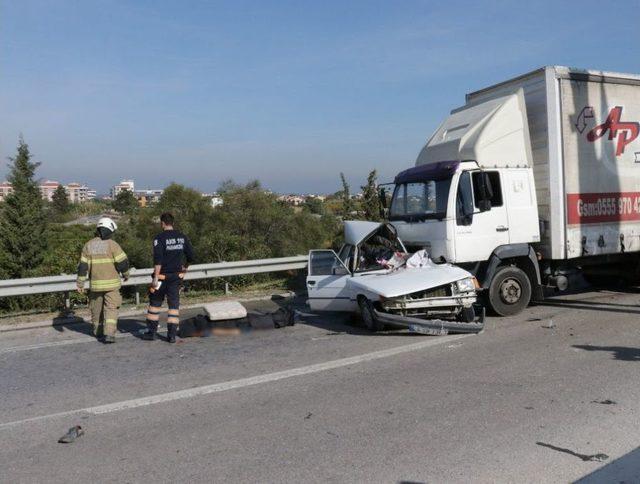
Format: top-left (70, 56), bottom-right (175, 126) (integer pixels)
top-left (77, 237), bottom-right (130, 292)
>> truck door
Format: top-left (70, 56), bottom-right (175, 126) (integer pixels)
top-left (454, 170), bottom-right (510, 262)
top-left (306, 250), bottom-right (354, 312)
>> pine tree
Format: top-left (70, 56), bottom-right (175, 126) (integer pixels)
top-left (0, 139), bottom-right (48, 278)
top-left (339, 172), bottom-right (354, 217)
top-left (361, 169), bottom-right (381, 221)
top-left (51, 184), bottom-right (70, 217)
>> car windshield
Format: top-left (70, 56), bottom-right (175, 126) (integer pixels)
top-left (389, 178), bottom-right (452, 221)
top-left (356, 225), bottom-right (406, 273)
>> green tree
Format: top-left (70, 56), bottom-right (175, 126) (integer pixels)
top-left (51, 184), bottom-right (70, 217)
top-left (361, 169), bottom-right (381, 221)
top-left (339, 172), bottom-right (354, 217)
top-left (303, 197), bottom-right (325, 215)
top-left (0, 138), bottom-right (48, 279)
top-left (112, 189), bottom-right (138, 214)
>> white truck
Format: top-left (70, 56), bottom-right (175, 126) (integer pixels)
top-left (383, 66), bottom-right (640, 315)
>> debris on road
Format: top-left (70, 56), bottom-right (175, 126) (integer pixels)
top-left (248, 307), bottom-right (295, 329)
top-left (590, 399), bottom-right (617, 405)
top-left (536, 442), bottom-right (608, 462)
top-left (542, 319), bottom-right (554, 329)
top-left (58, 425), bottom-right (84, 444)
top-left (203, 301), bottom-right (247, 321)
top-left (304, 412), bottom-right (313, 420)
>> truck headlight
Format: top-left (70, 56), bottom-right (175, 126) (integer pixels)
top-left (456, 277), bottom-right (476, 293)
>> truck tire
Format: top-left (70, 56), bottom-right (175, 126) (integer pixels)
top-left (358, 297), bottom-right (384, 332)
top-left (488, 266), bottom-right (531, 316)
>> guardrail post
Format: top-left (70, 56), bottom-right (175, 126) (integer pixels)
top-left (225, 282), bottom-right (230, 295)
top-left (135, 289), bottom-right (140, 307)
top-left (64, 291), bottom-right (70, 310)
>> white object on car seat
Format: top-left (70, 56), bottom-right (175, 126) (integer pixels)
top-left (203, 301), bottom-right (247, 321)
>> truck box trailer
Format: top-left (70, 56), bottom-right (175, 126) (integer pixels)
top-left (385, 66), bottom-right (640, 315)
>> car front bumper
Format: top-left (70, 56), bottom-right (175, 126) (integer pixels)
top-left (373, 306), bottom-right (485, 335)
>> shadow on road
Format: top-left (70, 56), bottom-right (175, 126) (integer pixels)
top-left (575, 445), bottom-right (640, 483)
top-left (51, 315), bottom-right (148, 339)
top-left (537, 300), bottom-right (640, 316)
top-left (572, 344), bottom-right (640, 361)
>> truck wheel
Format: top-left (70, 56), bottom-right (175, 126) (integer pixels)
top-left (488, 266), bottom-right (531, 316)
top-left (358, 297), bottom-right (384, 332)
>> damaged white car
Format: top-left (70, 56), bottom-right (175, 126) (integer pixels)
top-left (306, 221), bottom-right (484, 335)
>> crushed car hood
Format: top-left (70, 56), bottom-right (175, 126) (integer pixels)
top-left (347, 264), bottom-right (472, 298)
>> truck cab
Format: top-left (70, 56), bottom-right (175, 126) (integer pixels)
top-left (384, 90), bottom-right (545, 315)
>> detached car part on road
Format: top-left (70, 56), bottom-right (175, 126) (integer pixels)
top-left (306, 221), bottom-right (484, 335)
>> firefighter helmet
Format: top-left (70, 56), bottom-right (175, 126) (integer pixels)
top-left (97, 217), bottom-right (117, 232)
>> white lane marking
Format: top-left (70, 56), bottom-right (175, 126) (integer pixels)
top-left (0, 333), bottom-right (136, 355)
top-left (0, 334), bottom-right (470, 429)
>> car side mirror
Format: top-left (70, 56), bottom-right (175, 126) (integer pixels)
top-left (332, 266), bottom-right (349, 276)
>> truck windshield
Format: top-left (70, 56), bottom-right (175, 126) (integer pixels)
top-left (389, 179), bottom-right (452, 221)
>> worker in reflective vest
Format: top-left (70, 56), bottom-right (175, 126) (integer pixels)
top-left (77, 217), bottom-right (130, 344)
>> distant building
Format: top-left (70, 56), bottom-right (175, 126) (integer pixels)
top-left (65, 182), bottom-right (92, 203)
top-left (0, 181), bottom-right (13, 202)
top-left (210, 195), bottom-right (223, 208)
top-left (111, 179), bottom-right (135, 198)
top-left (278, 194), bottom-right (305, 206)
top-left (86, 189), bottom-right (97, 201)
top-left (134, 189), bottom-right (163, 207)
top-left (39, 180), bottom-right (61, 202)
top-left (201, 192), bottom-right (224, 208)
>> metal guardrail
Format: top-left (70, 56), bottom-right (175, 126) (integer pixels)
top-left (0, 256), bottom-right (309, 298)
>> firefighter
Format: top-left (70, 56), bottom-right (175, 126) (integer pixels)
top-left (141, 212), bottom-right (195, 343)
top-left (77, 217), bottom-right (130, 344)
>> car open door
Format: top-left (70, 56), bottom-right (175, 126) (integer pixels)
top-left (307, 250), bottom-right (355, 312)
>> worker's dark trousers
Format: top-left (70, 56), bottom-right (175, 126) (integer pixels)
top-left (146, 274), bottom-right (182, 337)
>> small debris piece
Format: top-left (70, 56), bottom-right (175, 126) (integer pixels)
top-left (524, 406), bottom-right (534, 410)
top-left (542, 319), bottom-right (554, 329)
top-left (304, 412), bottom-right (313, 420)
top-left (527, 318), bottom-right (542, 322)
top-left (591, 399), bottom-right (617, 405)
top-left (536, 442), bottom-right (609, 462)
top-left (58, 425), bottom-right (84, 444)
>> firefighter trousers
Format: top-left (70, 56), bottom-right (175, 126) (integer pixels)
top-left (89, 289), bottom-right (122, 337)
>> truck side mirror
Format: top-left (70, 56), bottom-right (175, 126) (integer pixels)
top-left (476, 172), bottom-right (493, 212)
top-left (477, 199), bottom-right (492, 212)
top-left (378, 188), bottom-right (387, 208)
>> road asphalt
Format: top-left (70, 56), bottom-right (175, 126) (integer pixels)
top-left (1, 289), bottom-right (639, 483)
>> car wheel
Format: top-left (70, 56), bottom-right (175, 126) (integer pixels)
top-left (358, 297), bottom-right (384, 332)
top-left (488, 266), bottom-right (531, 316)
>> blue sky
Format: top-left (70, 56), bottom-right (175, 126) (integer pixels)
top-left (1, 0), bottom-right (639, 194)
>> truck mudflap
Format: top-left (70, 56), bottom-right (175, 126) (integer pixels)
top-left (373, 307), bottom-right (485, 335)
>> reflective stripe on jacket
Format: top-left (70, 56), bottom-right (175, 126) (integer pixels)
top-left (77, 237), bottom-right (130, 292)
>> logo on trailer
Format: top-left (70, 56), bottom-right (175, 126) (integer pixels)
top-left (578, 106), bottom-right (640, 156)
